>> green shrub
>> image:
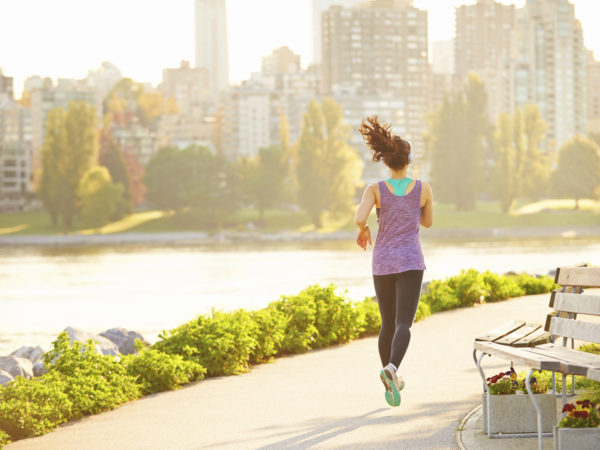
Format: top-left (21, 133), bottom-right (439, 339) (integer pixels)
top-left (357, 297), bottom-right (381, 336)
top-left (43, 332), bottom-right (140, 420)
top-left (515, 274), bottom-right (556, 295)
top-left (154, 309), bottom-right (257, 376)
top-left (0, 372), bottom-right (72, 440)
top-left (121, 347), bottom-right (206, 395)
top-left (270, 292), bottom-right (318, 354)
top-left (482, 271), bottom-right (524, 302)
top-left (421, 279), bottom-right (460, 313)
top-left (415, 301), bottom-right (431, 322)
top-left (447, 269), bottom-right (488, 307)
top-left (0, 429), bottom-right (10, 448)
top-left (249, 307), bottom-right (286, 363)
top-left (307, 284), bottom-right (362, 348)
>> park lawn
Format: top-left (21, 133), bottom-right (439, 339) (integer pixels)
top-left (0, 200), bottom-right (599, 236)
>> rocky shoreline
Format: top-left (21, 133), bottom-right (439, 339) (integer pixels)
top-left (0, 326), bottom-right (149, 387)
top-left (0, 225), bottom-right (599, 247)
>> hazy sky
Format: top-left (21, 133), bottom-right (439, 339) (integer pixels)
top-left (0, 0), bottom-right (599, 98)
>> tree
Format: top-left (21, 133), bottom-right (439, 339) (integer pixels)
top-left (427, 73), bottom-right (491, 211)
top-left (144, 146), bottom-right (187, 211)
top-left (39, 101), bottom-right (98, 230)
top-left (99, 128), bottom-right (132, 219)
top-left (240, 146), bottom-right (287, 225)
top-left (296, 98), bottom-right (363, 227)
top-left (492, 105), bottom-right (549, 213)
top-left (552, 136), bottom-right (600, 209)
top-left (77, 166), bottom-right (124, 229)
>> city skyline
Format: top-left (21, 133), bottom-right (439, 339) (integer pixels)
top-left (0, 0), bottom-right (599, 98)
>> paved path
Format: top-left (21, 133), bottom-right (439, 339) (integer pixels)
top-left (7, 292), bottom-right (562, 449)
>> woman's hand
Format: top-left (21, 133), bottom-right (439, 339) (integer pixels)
top-left (356, 226), bottom-right (372, 251)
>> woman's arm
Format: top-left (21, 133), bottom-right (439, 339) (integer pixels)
top-left (420, 181), bottom-right (434, 228)
top-left (354, 184), bottom-right (376, 250)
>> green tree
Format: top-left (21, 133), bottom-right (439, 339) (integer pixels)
top-left (99, 128), bottom-right (132, 219)
top-left (296, 98), bottom-right (363, 227)
top-left (240, 146), bottom-right (287, 225)
top-left (427, 73), bottom-right (491, 211)
top-left (552, 136), bottom-right (600, 209)
top-left (144, 146), bottom-right (187, 211)
top-left (492, 105), bottom-right (549, 213)
top-left (77, 166), bottom-right (125, 229)
top-left (39, 101), bottom-right (98, 230)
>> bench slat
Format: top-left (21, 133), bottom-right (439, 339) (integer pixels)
top-left (495, 323), bottom-right (541, 345)
top-left (474, 341), bottom-right (562, 371)
top-left (512, 328), bottom-right (552, 347)
top-left (549, 291), bottom-right (600, 316)
top-left (475, 320), bottom-right (525, 342)
top-left (555, 267), bottom-right (600, 287)
top-left (528, 344), bottom-right (600, 376)
top-left (545, 316), bottom-right (600, 344)
top-left (588, 368), bottom-right (600, 382)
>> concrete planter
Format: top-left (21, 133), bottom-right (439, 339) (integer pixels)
top-left (482, 393), bottom-right (557, 434)
top-left (553, 426), bottom-right (600, 450)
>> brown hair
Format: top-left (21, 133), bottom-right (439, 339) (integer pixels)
top-left (358, 115), bottom-right (411, 170)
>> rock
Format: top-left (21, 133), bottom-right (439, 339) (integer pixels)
top-left (33, 360), bottom-right (46, 377)
top-left (547, 269), bottom-right (557, 278)
top-left (421, 281), bottom-right (431, 294)
top-left (10, 345), bottom-right (45, 365)
top-left (100, 328), bottom-right (149, 355)
top-left (64, 326), bottom-right (120, 356)
top-left (0, 368), bottom-right (14, 386)
top-left (0, 356), bottom-right (34, 379)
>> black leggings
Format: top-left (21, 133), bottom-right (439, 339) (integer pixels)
top-left (373, 270), bottom-right (424, 369)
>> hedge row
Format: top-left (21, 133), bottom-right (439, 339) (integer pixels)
top-left (0, 271), bottom-right (555, 447)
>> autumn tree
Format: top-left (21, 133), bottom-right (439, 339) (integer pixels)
top-left (39, 101), bottom-right (98, 230)
top-left (99, 128), bottom-right (132, 219)
top-left (296, 98), bottom-right (363, 227)
top-left (552, 136), bottom-right (600, 209)
top-left (427, 73), bottom-right (491, 211)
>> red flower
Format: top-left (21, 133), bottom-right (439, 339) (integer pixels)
top-left (562, 403), bottom-right (575, 413)
top-left (573, 410), bottom-right (589, 419)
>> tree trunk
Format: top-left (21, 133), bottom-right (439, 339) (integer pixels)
top-left (574, 198), bottom-right (579, 210)
top-left (313, 212), bottom-right (323, 229)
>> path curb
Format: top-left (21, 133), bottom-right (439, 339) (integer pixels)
top-left (456, 405), bottom-right (481, 450)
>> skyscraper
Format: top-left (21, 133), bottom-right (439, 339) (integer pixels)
top-left (195, 0), bottom-right (229, 97)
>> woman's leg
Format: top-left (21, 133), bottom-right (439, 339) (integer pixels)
top-left (389, 270), bottom-right (424, 369)
top-left (373, 273), bottom-right (396, 367)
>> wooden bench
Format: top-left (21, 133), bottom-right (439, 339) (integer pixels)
top-left (473, 266), bottom-right (600, 450)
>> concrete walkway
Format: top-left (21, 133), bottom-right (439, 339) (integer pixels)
top-left (6, 292), bottom-right (563, 449)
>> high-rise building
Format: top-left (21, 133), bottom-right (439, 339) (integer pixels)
top-left (311, 0), bottom-right (364, 65)
top-left (454, 0), bottom-right (516, 121)
top-left (0, 97), bottom-right (32, 210)
top-left (511, 0), bottom-right (587, 149)
top-left (160, 60), bottom-right (210, 117)
top-left (0, 69), bottom-right (14, 100)
top-left (321, 0), bottom-right (429, 170)
top-left (195, 0), bottom-right (229, 97)
top-left (586, 51), bottom-right (600, 135)
top-left (261, 47), bottom-right (301, 76)
top-left (431, 40), bottom-right (454, 75)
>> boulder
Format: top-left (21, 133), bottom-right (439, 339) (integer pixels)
top-left (33, 360), bottom-right (47, 377)
top-left (0, 356), bottom-right (33, 379)
top-left (0, 368), bottom-right (14, 386)
top-left (64, 326), bottom-right (120, 356)
top-left (100, 328), bottom-right (149, 355)
top-left (10, 345), bottom-right (45, 365)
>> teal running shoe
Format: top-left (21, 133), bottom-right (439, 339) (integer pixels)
top-left (380, 364), bottom-right (405, 407)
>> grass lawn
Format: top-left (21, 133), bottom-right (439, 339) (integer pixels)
top-left (0, 199), bottom-right (598, 236)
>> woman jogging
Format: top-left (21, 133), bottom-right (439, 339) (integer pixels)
top-left (354, 115), bottom-right (433, 407)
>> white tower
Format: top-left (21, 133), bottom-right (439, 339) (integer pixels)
top-left (195, 0), bottom-right (229, 97)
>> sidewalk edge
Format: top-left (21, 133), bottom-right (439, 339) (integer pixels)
top-left (456, 404), bottom-right (482, 450)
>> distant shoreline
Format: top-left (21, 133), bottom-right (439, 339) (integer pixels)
top-left (0, 226), bottom-right (599, 247)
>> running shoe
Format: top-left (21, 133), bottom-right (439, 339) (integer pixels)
top-left (380, 364), bottom-right (405, 407)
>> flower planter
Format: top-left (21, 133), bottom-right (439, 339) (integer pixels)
top-left (553, 426), bottom-right (600, 450)
top-left (482, 393), bottom-right (557, 434)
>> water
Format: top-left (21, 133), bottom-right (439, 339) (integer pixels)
top-left (2, 239), bottom-right (600, 354)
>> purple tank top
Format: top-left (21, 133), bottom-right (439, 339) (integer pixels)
top-left (372, 180), bottom-right (426, 275)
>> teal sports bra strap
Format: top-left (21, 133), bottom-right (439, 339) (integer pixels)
top-left (386, 178), bottom-right (413, 196)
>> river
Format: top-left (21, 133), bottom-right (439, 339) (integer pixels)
top-left (1, 238), bottom-right (600, 355)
